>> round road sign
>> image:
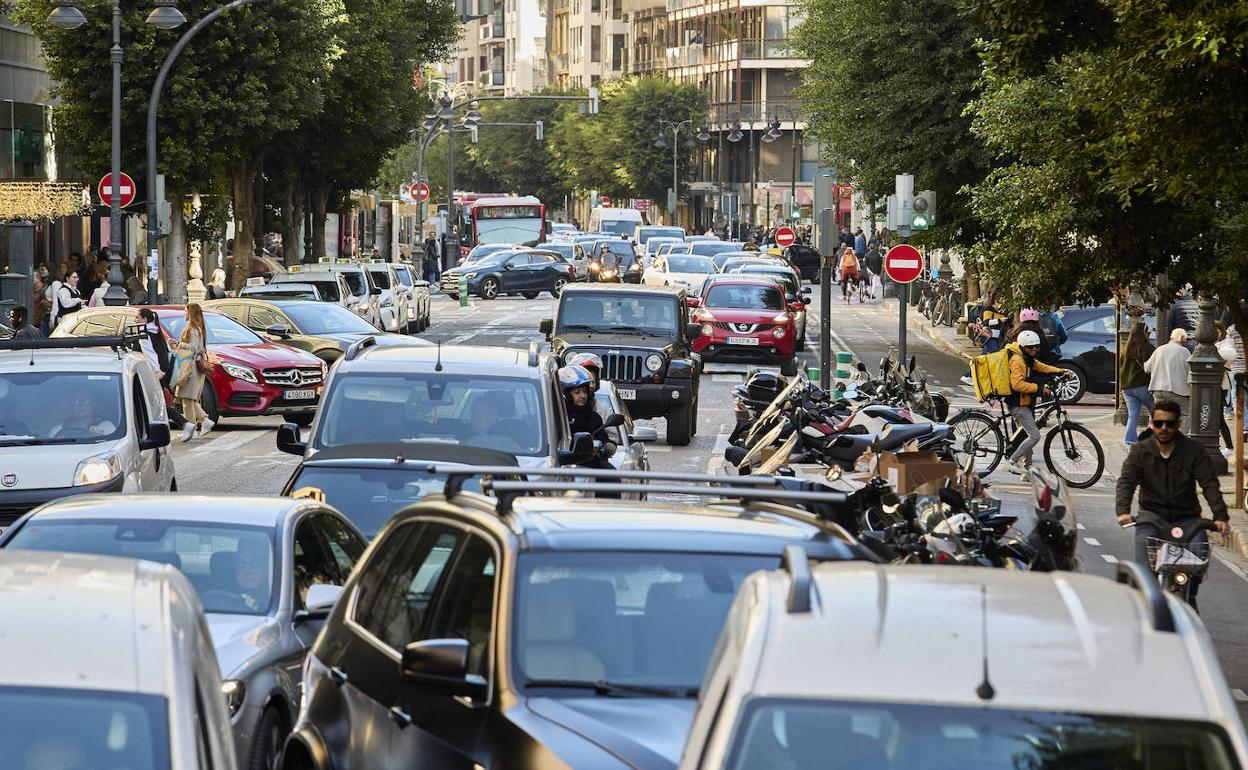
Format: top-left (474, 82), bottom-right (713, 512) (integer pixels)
top-left (774, 226), bottom-right (796, 248)
top-left (98, 172), bottom-right (136, 208)
top-left (884, 244), bottom-right (923, 284)
top-left (415, 182), bottom-right (430, 202)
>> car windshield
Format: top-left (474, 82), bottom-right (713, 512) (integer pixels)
top-left (667, 256), bottom-right (715, 274)
top-left (558, 294), bottom-right (679, 337)
top-left (477, 217), bottom-right (543, 245)
top-left (705, 284), bottom-right (785, 310)
top-left (515, 551), bottom-right (774, 693)
top-left (638, 227), bottom-right (684, 245)
top-left (0, 687), bottom-right (168, 770)
top-left (242, 288), bottom-right (317, 300)
top-left (366, 268), bottom-right (392, 289)
top-left (336, 270), bottom-right (367, 297)
top-left (725, 700), bottom-right (1241, 770)
top-left (393, 266), bottom-right (414, 286)
top-left (468, 244), bottom-right (513, 262)
top-left (736, 268), bottom-right (797, 293)
top-left (162, 313), bottom-right (263, 345)
top-left (275, 276), bottom-right (342, 302)
top-left (6, 519), bottom-right (277, 615)
top-left (286, 466), bottom-right (488, 538)
top-left (537, 242), bottom-right (575, 261)
top-left (692, 242), bottom-right (742, 257)
top-left (0, 372), bottom-right (124, 445)
top-left (598, 219), bottom-right (636, 237)
top-left (282, 302), bottom-right (378, 334)
top-left (316, 373), bottom-right (548, 456)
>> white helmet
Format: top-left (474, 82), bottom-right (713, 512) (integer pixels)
top-left (1017, 330), bottom-right (1042, 347)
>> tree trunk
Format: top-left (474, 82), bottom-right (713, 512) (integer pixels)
top-left (964, 258), bottom-right (981, 303)
top-left (280, 173), bottom-right (302, 267)
top-left (167, 196), bottom-right (188, 304)
top-left (312, 185), bottom-right (328, 260)
top-left (254, 166), bottom-right (266, 254)
top-left (231, 158), bottom-right (259, 292)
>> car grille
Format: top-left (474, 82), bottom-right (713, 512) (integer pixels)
top-left (601, 352), bottom-right (649, 382)
top-left (263, 367), bottom-right (323, 387)
top-left (0, 502), bottom-right (36, 528)
top-left (712, 322), bottom-right (779, 334)
top-left (228, 393), bottom-right (262, 407)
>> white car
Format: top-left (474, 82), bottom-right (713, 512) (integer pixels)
top-left (273, 269), bottom-right (353, 310)
top-left (0, 334), bottom-right (175, 532)
top-left (642, 253), bottom-right (717, 294)
top-left (364, 262), bottom-right (409, 334)
top-left (680, 554), bottom-right (1248, 769)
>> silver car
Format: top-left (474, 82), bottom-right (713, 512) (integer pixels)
top-left (596, 381), bottom-right (656, 473)
top-left (0, 494), bottom-right (367, 770)
top-left (392, 262), bottom-right (431, 332)
top-left (364, 262), bottom-right (410, 334)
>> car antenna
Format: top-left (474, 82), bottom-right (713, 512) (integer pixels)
top-left (975, 583), bottom-right (995, 701)
top-left (434, 339), bottom-right (443, 372)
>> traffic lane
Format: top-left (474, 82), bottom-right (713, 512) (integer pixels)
top-left (170, 416), bottom-right (298, 495)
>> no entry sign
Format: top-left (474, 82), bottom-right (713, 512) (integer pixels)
top-left (415, 182), bottom-right (430, 202)
top-left (98, 172), bottom-right (136, 208)
top-left (774, 226), bottom-right (796, 248)
top-left (884, 244), bottom-right (923, 284)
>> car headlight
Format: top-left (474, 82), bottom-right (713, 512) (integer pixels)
top-left (222, 363), bottom-right (258, 383)
top-left (74, 453), bottom-right (121, 486)
top-left (645, 353), bottom-right (663, 372)
top-left (222, 679), bottom-right (246, 718)
top-left (701, 322), bottom-right (714, 336)
top-left (773, 326), bottom-right (787, 339)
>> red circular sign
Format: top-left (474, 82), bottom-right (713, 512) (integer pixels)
top-left (774, 226), bottom-right (796, 248)
top-left (600, 195), bottom-right (611, 207)
top-left (884, 244), bottom-right (923, 283)
top-left (415, 182), bottom-right (430, 202)
top-left (98, 172), bottom-right (136, 208)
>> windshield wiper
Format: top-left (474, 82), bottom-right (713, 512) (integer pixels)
top-left (559, 324), bottom-right (603, 332)
top-left (523, 679), bottom-right (697, 698)
top-left (0, 437), bottom-right (81, 445)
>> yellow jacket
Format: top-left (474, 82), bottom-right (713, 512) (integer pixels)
top-left (1005, 341), bottom-right (1062, 406)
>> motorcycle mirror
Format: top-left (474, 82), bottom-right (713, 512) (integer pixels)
top-left (856, 362), bottom-right (868, 373)
top-left (604, 413), bottom-right (625, 428)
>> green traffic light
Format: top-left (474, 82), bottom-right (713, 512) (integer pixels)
top-left (912, 214), bottom-right (929, 229)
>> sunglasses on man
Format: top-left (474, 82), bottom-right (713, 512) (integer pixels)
top-left (1151, 418), bottom-right (1180, 429)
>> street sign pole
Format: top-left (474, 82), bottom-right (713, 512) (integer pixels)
top-left (817, 208), bottom-right (836, 390)
top-left (884, 244), bottom-right (924, 370)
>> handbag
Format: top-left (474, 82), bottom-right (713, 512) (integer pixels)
top-left (195, 354), bottom-right (210, 375)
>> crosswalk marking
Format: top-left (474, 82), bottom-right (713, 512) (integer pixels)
top-left (1232, 688), bottom-right (1248, 703)
top-left (1083, 537), bottom-right (1101, 547)
top-left (184, 430), bottom-right (267, 455)
top-left (1100, 554), bottom-right (1118, 564)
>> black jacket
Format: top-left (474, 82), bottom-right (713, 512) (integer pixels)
top-left (1116, 433), bottom-right (1228, 522)
top-left (567, 402), bottom-right (604, 437)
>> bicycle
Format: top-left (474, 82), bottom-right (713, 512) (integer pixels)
top-left (947, 389), bottom-right (1104, 488)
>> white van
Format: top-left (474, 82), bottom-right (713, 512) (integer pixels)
top-left (0, 334), bottom-right (175, 531)
top-left (589, 207), bottom-right (644, 238)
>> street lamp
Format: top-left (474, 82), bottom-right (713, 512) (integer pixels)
top-left (657, 118), bottom-right (693, 226)
top-left (50, 0), bottom-right (186, 306)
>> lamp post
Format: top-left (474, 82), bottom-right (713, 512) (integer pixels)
top-left (654, 118), bottom-right (693, 226)
top-left (49, 0), bottom-right (186, 306)
top-left (761, 105), bottom-right (800, 224)
top-left (1189, 293), bottom-right (1229, 473)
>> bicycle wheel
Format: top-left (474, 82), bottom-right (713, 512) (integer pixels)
top-left (948, 411), bottom-right (1005, 476)
top-left (1043, 421), bottom-right (1104, 488)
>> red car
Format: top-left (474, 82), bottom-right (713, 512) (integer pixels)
top-left (53, 306), bottom-right (325, 425)
top-left (690, 277), bottom-right (800, 375)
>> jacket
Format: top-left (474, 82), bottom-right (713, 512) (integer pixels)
top-left (1115, 433), bottom-right (1228, 522)
top-left (1143, 341), bottom-right (1191, 396)
top-left (839, 251), bottom-right (859, 274)
top-left (1005, 341), bottom-right (1063, 407)
top-left (1118, 341), bottom-right (1154, 390)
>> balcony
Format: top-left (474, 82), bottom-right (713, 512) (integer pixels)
top-left (665, 45), bottom-right (704, 67)
top-left (480, 16), bottom-right (505, 40)
top-left (554, 52), bottom-right (569, 71)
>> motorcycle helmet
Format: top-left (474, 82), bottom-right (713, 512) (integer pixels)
top-left (1019, 308), bottom-right (1040, 322)
top-left (558, 364), bottom-right (593, 391)
top-left (567, 352), bottom-right (603, 378)
top-left (1017, 330), bottom-right (1042, 347)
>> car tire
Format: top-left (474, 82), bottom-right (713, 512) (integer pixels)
top-left (1055, 363), bottom-right (1087, 404)
top-left (170, 479), bottom-right (178, 492)
top-left (691, 390), bottom-right (699, 436)
top-left (201, 383), bottom-right (220, 424)
top-left (291, 412), bottom-right (315, 428)
top-left (796, 333), bottom-right (806, 352)
top-left (667, 404), bottom-right (693, 446)
top-left (551, 277), bottom-right (568, 297)
top-left (780, 357), bottom-right (799, 377)
top-left (445, 292), bottom-right (459, 300)
top-left (480, 277), bottom-right (500, 300)
top-left (248, 706), bottom-right (287, 770)
top-left (521, 291), bottom-right (540, 299)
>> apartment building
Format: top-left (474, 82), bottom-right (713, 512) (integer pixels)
top-left (456, 0), bottom-right (546, 96)
top-left (544, 0), bottom-right (630, 89)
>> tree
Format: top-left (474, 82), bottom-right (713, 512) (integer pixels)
top-left (471, 95), bottom-right (568, 205)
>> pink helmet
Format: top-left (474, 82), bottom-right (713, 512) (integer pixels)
top-left (1019, 308), bottom-right (1040, 322)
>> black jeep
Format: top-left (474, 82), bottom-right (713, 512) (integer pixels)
top-left (541, 284), bottom-right (702, 445)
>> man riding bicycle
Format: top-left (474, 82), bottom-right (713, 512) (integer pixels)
top-left (1003, 330), bottom-right (1073, 476)
top-left (1116, 399), bottom-right (1229, 603)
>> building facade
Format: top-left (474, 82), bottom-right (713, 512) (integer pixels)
top-left (455, 0), bottom-right (547, 97)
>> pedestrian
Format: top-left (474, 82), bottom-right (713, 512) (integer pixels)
top-left (9, 306), bottom-right (42, 339)
top-left (1036, 306), bottom-right (1068, 366)
top-left (839, 226), bottom-right (854, 250)
top-left (32, 273), bottom-right (51, 333)
top-left (1119, 321), bottom-right (1154, 445)
top-left (126, 275), bottom-right (148, 305)
top-left (88, 263), bottom-right (112, 307)
top-left (137, 308), bottom-right (187, 429)
top-left (863, 243), bottom-right (884, 300)
top-left (47, 262), bottom-right (67, 326)
top-left (1003, 330), bottom-right (1070, 475)
top-left (54, 271), bottom-right (85, 327)
top-left (423, 234), bottom-right (439, 284)
top-left (206, 269), bottom-right (228, 300)
top-left (173, 303), bottom-right (213, 441)
top-left (1144, 328), bottom-right (1192, 431)
top-left (854, 228), bottom-right (866, 260)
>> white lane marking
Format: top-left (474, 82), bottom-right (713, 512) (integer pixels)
top-left (1212, 550), bottom-right (1248, 584)
top-left (1083, 537), bottom-right (1102, 547)
top-left (707, 430), bottom-right (731, 475)
top-left (1077, 523), bottom-right (1086, 530)
top-left (1100, 554), bottom-right (1118, 564)
top-left (1232, 688), bottom-right (1248, 703)
top-left (446, 310), bottom-right (525, 344)
top-left (186, 430), bottom-right (266, 455)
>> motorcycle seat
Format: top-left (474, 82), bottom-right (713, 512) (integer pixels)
top-left (877, 423), bottom-right (934, 449)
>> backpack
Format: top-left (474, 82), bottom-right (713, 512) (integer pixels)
top-left (970, 348), bottom-right (1013, 401)
top-left (1039, 315), bottom-right (1060, 346)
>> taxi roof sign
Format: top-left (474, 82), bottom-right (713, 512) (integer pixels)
top-left (288, 265), bottom-right (304, 272)
top-left (245, 276), bottom-right (266, 286)
top-left (336, 258), bottom-right (352, 265)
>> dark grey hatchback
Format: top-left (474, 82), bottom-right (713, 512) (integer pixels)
top-left (279, 469), bottom-right (870, 770)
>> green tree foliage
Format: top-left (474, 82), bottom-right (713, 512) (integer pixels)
top-left (471, 95), bottom-right (567, 205)
top-left (793, 0), bottom-right (986, 246)
top-left (374, 129), bottom-right (496, 203)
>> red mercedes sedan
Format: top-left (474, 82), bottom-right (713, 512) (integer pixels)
top-left (690, 277), bottom-right (800, 375)
top-left (53, 306), bottom-right (325, 425)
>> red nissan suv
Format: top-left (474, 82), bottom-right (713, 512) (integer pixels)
top-left (690, 277), bottom-right (800, 375)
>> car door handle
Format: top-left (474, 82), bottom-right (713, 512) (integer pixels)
top-left (389, 707), bottom-right (412, 729)
top-left (329, 666), bottom-right (348, 686)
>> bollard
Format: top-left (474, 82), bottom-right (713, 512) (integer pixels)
top-left (806, 367), bottom-right (820, 382)
top-left (458, 275), bottom-right (469, 308)
top-left (834, 351), bottom-right (854, 390)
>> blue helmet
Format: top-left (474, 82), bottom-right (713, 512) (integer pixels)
top-left (558, 364), bottom-right (593, 390)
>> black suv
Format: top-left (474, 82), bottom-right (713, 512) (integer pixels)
top-left (540, 284), bottom-right (702, 445)
top-left (279, 468), bottom-right (869, 770)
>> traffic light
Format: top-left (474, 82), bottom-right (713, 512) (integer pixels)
top-left (535, 120), bottom-right (544, 141)
top-left (912, 190), bottom-right (936, 230)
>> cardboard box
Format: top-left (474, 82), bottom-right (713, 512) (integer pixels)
top-left (878, 450), bottom-right (957, 494)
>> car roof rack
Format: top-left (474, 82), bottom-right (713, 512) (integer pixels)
top-left (527, 340), bottom-right (540, 367)
top-left (0, 329), bottom-right (143, 357)
top-left (344, 335), bottom-right (377, 361)
top-left (783, 545), bottom-right (812, 613)
top-left (1115, 560), bottom-right (1176, 633)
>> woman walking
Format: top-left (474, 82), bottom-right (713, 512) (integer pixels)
top-left (1118, 321), bottom-right (1154, 444)
top-left (1144, 327), bottom-right (1192, 430)
top-left (206, 269), bottom-right (228, 300)
top-left (173, 303), bottom-right (214, 441)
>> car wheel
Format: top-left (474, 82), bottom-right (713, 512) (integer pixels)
top-left (521, 291), bottom-right (540, 299)
top-left (551, 277), bottom-right (568, 297)
top-left (247, 706), bottom-right (287, 770)
top-left (667, 403), bottom-right (692, 446)
top-left (291, 412), bottom-right (315, 428)
top-left (170, 478), bottom-right (178, 492)
top-left (796, 333), bottom-right (806, 352)
top-left (781, 357), bottom-right (799, 377)
top-left (445, 292), bottom-right (458, 300)
top-left (1055, 363), bottom-right (1087, 404)
top-left (480, 277), bottom-right (500, 300)
top-left (201, 383), bottom-right (220, 424)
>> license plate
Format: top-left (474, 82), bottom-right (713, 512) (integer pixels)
top-left (285, 389), bottom-right (317, 400)
top-left (617, 388), bottom-right (637, 400)
top-left (727, 336), bottom-right (760, 346)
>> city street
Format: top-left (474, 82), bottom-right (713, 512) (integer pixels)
top-left (169, 288), bottom-right (1248, 723)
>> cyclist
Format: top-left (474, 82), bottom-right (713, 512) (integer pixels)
top-left (1116, 399), bottom-right (1229, 605)
top-left (838, 246), bottom-right (860, 303)
top-left (1003, 329), bottom-right (1071, 476)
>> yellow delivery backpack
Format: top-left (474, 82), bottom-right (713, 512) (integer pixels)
top-left (970, 348), bottom-right (1013, 401)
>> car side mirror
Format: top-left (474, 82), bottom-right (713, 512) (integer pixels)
top-left (371, 287), bottom-right (382, 296)
top-left (294, 583), bottom-right (343, 624)
top-left (604, 413), bottom-right (625, 428)
top-left (276, 422), bottom-right (307, 456)
top-left (400, 639), bottom-right (488, 699)
top-left (139, 421), bottom-right (171, 451)
top-left (265, 323), bottom-right (291, 339)
top-left (630, 425), bottom-right (659, 442)
top-left (685, 322), bottom-right (703, 339)
top-left (539, 318), bottom-right (553, 337)
top-left (559, 432), bottom-right (594, 465)
top-left (686, 296), bottom-right (702, 309)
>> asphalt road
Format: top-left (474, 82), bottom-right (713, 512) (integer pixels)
top-left (174, 286), bottom-right (1248, 721)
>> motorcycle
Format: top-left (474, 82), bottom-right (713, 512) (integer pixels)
top-left (1133, 511), bottom-right (1217, 609)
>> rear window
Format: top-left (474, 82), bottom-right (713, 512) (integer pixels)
top-left (705, 284), bottom-right (784, 311)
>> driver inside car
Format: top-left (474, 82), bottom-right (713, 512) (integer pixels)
top-left (52, 391), bottom-right (117, 439)
top-left (232, 538), bottom-right (272, 612)
top-left (463, 396), bottom-right (523, 454)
